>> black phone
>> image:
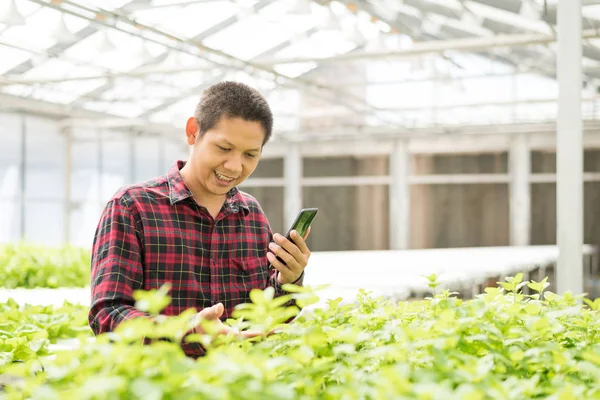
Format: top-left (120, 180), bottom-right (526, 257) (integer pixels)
top-left (272, 207), bottom-right (318, 266)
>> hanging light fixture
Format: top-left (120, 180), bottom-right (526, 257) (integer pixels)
top-left (289, 0), bottom-right (312, 15)
top-left (135, 38), bottom-right (155, 64)
top-left (519, 0), bottom-right (541, 19)
top-left (346, 21), bottom-right (364, 44)
top-left (0, 0), bottom-right (26, 26)
top-left (97, 31), bottom-right (116, 53)
top-left (160, 49), bottom-right (186, 69)
top-left (366, 30), bottom-right (387, 52)
top-left (127, 0), bottom-right (153, 11)
top-left (318, 6), bottom-right (342, 31)
top-left (51, 14), bottom-right (77, 44)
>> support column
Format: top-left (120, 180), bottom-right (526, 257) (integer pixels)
top-left (128, 133), bottom-right (136, 184)
top-left (284, 141), bottom-right (302, 230)
top-left (19, 115), bottom-right (26, 240)
top-left (509, 133), bottom-right (530, 246)
top-left (64, 129), bottom-right (73, 244)
top-left (389, 139), bottom-right (410, 250)
top-left (97, 130), bottom-right (103, 205)
top-left (556, 0), bottom-right (583, 295)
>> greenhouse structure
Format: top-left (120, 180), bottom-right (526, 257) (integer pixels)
top-left (0, 0), bottom-right (599, 398)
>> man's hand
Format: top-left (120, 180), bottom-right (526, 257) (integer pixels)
top-left (190, 303), bottom-right (261, 338)
top-left (267, 227), bottom-right (312, 285)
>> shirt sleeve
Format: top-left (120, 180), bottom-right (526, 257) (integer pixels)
top-left (88, 197), bottom-right (212, 359)
top-left (88, 197), bottom-right (152, 334)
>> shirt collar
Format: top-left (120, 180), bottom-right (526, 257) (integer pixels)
top-left (167, 160), bottom-right (249, 215)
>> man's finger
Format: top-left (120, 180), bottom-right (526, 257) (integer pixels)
top-left (269, 241), bottom-right (296, 266)
top-left (300, 226), bottom-right (311, 240)
top-left (268, 253), bottom-right (294, 281)
top-left (272, 233), bottom-right (302, 259)
top-left (240, 329), bottom-right (264, 338)
top-left (197, 302), bottom-right (224, 321)
top-left (290, 229), bottom-right (311, 256)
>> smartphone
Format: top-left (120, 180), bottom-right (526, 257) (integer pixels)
top-left (273, 208), bottom-right (318, 266)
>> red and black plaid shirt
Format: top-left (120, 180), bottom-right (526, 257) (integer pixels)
top-left (88, 160), bottom-right (303, 357)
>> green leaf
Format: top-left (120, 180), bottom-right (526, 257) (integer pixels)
top-left (0, 270), bottom-right (599, 399)
top-left (0, 351), bottom-right (14, 367)
top-left (249, 289), bottom-right (265, 305)
top-left (130, 378), bottom-right (164, 400)
top-left (133, 283), bottom-right (172, 315)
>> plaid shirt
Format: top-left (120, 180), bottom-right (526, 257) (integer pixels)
top-left (88, 160), bottom-right (303, 358)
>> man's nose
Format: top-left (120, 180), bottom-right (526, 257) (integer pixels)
top-left (223, 153), bottom-right (243, 174)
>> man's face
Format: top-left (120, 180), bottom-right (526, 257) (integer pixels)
top-left (187, 116), bottom-right (264, 198)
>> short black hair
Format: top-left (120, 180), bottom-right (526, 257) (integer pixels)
top-left (194, 81), bottom-right (273, 145)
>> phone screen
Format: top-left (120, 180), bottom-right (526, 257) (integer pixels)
top-left (272, 208), bottom-right (318, 266)
top-left (286, 208), bottom-right (318, 240)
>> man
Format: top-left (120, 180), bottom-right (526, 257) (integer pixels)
top-left (88, 81), bottom-right (312, 358)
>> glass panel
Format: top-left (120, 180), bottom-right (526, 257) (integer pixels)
top-left (24, 116), bottom-right (65, 200)
top-left (272, 30), bottom-right (356, 62)
top-left (148, 95), bottom-right (198, 126)
top-left (515, 73), bottom-right (558, 100)
top-left (465, 1), bottom-right (552, 33)
top-left (101, 78), bottom-right (177, 102)
top-left (435, 105), bottom-right (514, 125)
top-left (20, 58), bottom-right (101, 80)
top-left (273, 62), bottom-right (318, 78)
top-left (204, 13), bottom-right (303, 60)
top-left (0, 45), bottom-right (32, 74)
top-left (101, 136), bottom-right (128, 198)
top-left (162, 140), bottom-right (188, 170)
top-left (23, 200), bottom-right (64, 246)
top-left (103, 102), bottom-right (146, 118)
top-left (368, 81), bottom-right (434, 108)
top-left (71, 135), bottom-right (98, 203)
top-left (62, 30), bottom-right (166, 72)
top-left (133, 136), bottom-right (161, 182)
top-left (69, 202), bottom-right (103, 248)
top-left (0, 114), bottom-right (22, 201)
top-left (0, 200), bottom-right (21, 243)
top-left (71, 0), bottom-right (132, 11)
top-left (1, 7), bottom-right (87, 52)
top-left (131, 1), bottom-right (238, 40)
top-left (514, 103), bottom-right (557, 123)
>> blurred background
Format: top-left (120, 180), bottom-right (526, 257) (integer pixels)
top-left (0, 0), bottom-right (597, 299)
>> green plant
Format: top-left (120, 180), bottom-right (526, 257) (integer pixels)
top-left (2, 274), bottom-right (600, 399)
top-left (0, 242), bottom-right (90, 289)
top-left (0, 298), bottom-right (91, 371)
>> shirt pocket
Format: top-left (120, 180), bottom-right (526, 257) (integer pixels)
top-left (229, 256), bottom-right (270, 290)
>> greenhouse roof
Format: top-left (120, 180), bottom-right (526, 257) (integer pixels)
top-left (0, 0), bottom-right (599, 137)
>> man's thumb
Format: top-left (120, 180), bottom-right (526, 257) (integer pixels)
top-left (212, 302), bottom-right (224, 317)
top-left (203, 302), bottom-right (224, 319)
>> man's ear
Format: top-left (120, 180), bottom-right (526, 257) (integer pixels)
top-left (185, 117), bottom-right (199, 145)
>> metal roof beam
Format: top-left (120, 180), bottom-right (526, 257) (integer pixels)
top-left (257, 28), bottom-right (600, 64)
top-left (67, 0), bottom-right (279, 104)
top-left (2, 0), bottom-right (148, 76)
top-left (29, 0), bottom-right (388, 124)
top-left (137, 28), bottom-right (385, 121)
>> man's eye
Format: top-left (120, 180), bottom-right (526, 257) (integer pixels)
top-left (217, 146), bottom-right (230, 151)
top-left (246, 153), bottom-right (257, 158)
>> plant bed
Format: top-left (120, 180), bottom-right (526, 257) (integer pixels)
top-left (0, 298), bottom-right (92, 370)
top-left (0, 243), bottom-right (90, 289)
top-left (1, 274), bottom-right (600, 399)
